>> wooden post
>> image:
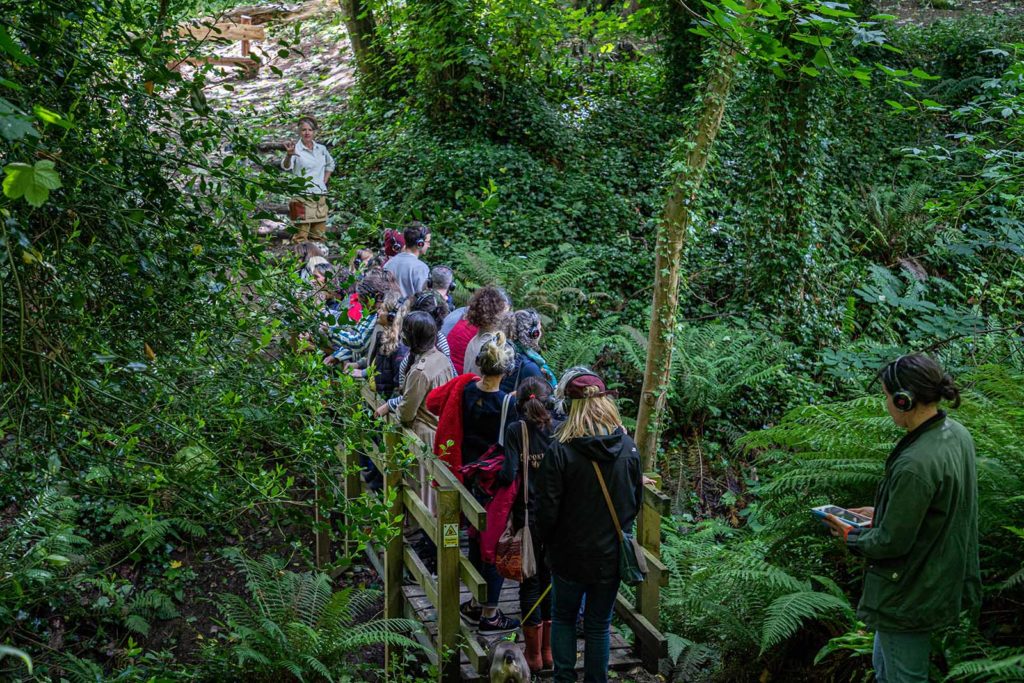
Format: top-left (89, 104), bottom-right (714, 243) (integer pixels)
top-left (341, 443), bottom-right (362, 558)
top-left (314, 471), bottom-right (331, 569)
top-left (239, 15), bottom-right (252, 56)
top-left (636, 475), bottom-right (664, 672)
top-left (383, 429), bottom-right (407, 670)
top-left (435, 485), bottom-right (461, 682)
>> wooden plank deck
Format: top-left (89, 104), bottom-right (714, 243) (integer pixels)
top-left (402, 582), bottom-right (642, 681)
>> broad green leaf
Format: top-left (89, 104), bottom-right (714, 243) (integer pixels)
top-left (0, 97), bottom-right (38, 140)
top-left (33, 104), bottom-right (73, 129)
top-left (910, 68), bottom-right (940, 81)
top-left (3, 160), bottom-right (62, 207)
top-left (0, 25), bottom-right (36, 66)
top-left (791, 34), bottom-right (833, 48)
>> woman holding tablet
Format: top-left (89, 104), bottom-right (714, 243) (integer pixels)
top-left (824, 353), bottom-right (980, 683)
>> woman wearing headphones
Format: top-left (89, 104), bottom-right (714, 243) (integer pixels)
top-left (506, 309), bottom-right (557, 391)
top-left (824, 353), bottom-right (980, 683)
top-left (536, 368), bottom-right (642, 683)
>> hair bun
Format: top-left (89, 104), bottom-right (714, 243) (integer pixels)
top-left (940, 373), bottom-right (958, 400)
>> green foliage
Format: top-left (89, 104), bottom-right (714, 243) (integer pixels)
top-left (204, 552), bottom-right (426, 681)
top-left (615, 322), bottom-right (799, 430)
top-left (660, 518), bottom-right (853, 674)
top-left (945, 650), bottom-right (1024, 682)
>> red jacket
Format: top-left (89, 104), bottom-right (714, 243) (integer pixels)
top-left (426, 373), bottom-right (479, 481)
top-left (446, 319), bottom-right (477, 376)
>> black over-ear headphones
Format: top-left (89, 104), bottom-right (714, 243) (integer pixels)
top-left (527, 317), bottom-right (541, 339)
top-left (887, 356), bottom-right (915, 412)
top-left (413, 224), bottom-right (428, 247)
top-left (426, 266), bottom-right (455, 292)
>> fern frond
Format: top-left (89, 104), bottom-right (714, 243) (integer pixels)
top-left (945, 651), bottom-right (1024, 682)
top-left (759, 591), bottom-right (852, 653)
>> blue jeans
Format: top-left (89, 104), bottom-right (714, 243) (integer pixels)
top-left (551, 573), bottom-right (619, 683)
top-left (468, 534), bottom-right (504, 607)
top-left (873, 630), bottom-right (931, 683)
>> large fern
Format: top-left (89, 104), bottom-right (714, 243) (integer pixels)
top-left (449, 241), bottom-right (597, 315)
top-left (945, 650), bottom-right (1024, 682)
top-left (205, 552), bottom-right (426, 681)
top-left (659, 518), bottom-right (853, 661)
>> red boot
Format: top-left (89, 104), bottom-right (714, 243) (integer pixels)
top-left (541, 620), bottom-right (553, 669)
top-left (523, 623), bottom-right (543, 673)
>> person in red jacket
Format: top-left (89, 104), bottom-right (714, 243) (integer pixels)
top-left (427, 334), bottom-right (519, 634)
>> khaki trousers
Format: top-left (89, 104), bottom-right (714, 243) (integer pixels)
top-left (294, 196), bottom-right (328, 242)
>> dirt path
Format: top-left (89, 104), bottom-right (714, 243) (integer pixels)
top-left (190, 0), bottom-right (355, 121)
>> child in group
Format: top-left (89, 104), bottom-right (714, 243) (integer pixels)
top-left (349, 290), bottom-right (407, 399)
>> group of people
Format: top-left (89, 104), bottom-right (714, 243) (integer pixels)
top-left (283, 112), bottom-right (982, 683)
top-left (290, 217), bottom-right (639, 681)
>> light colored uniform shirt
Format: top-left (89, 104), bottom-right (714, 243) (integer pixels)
top-left (281, 140), bottom-right (335, 195)
top-left (383, 252), bottom-right (430, 299)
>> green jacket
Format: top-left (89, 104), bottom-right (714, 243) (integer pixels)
top-left (847, 412), bottom-right (981, 632)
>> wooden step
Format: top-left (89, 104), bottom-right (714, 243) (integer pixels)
top-left (401, 582), bottom-right (643, 681)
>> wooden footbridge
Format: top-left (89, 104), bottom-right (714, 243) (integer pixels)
top-left (321, 383), bottom-right (669, 681)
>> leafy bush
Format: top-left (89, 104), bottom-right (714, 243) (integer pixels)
top-left (203, 552), bottom-right (426, 681)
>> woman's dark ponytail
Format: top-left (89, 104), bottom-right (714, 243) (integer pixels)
top-left (517, 376), bottom-right (552, 429)
top-left (939, 372), bottom-right (961, 409)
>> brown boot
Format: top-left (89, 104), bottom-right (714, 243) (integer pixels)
top-left (523, 623), bottom-right (543, 673)
top-left (541, 620), bottom-right (553, 669)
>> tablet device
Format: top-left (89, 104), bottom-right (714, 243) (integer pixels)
top-left (810, 505), bottom-right (872, 528)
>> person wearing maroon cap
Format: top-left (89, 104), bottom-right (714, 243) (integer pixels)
top-left (536, 369), bottom-right (642, 683)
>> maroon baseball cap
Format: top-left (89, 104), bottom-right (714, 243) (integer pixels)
top-left (564, 373), bottom-right (615, 399)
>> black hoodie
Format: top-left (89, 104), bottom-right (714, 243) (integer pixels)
top-left (535, 427), bottom-right (643, 584)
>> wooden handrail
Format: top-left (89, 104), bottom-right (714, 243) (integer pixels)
top-left (353, 378), bottom-right (668, 680)
top-left (359, 383), bottom-right (487, 530)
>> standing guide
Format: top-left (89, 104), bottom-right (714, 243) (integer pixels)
top-left (281, 115), bottom-right (335, 243)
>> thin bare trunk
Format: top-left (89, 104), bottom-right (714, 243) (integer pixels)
top-left (635, 0), bottom-right (757, 470)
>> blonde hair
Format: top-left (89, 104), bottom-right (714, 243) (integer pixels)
top-left (476, 332), bottom-right (515, 377)
top-left (556, 386), bottom-right (623, 442)
top-left (378, 291), bottom-right (404, 356)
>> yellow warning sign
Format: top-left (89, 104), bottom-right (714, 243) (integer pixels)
top-left (443, 523), bottom-right (459, 548)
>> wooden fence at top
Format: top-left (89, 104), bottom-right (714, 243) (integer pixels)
top-left (316, 382), bottom-right (669, 681)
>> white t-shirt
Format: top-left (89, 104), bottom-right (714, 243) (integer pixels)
top-left (282, 140), bottom-right (335, 195)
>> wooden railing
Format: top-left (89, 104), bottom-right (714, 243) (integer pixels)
top-left (328, 383), bottom-right (668, 681)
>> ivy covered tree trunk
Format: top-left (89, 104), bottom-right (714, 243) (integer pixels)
top-left (634, 0), bottom-right (757, 470)
top-left (338, 0), bottom-right (387, 89)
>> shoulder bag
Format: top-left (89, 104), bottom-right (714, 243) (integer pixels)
top-left (495, 421), bottom-right (537, 582)
top-left (592, 461), bottom-right (647, 586)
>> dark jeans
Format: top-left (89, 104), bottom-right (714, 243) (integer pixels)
top-left (468, 534), bottom-right (504, 607)
top-left (518, 528), bottom-right (551, 626)
top-left (873, 630), bottom-right (931, 683)
top-left (551, 573), bottom-right (619, 683)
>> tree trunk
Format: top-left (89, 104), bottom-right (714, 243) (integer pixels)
top-left (634, 0), bottom-right (757, 471)
top-left (338, 0), bottom-right (385, 88)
